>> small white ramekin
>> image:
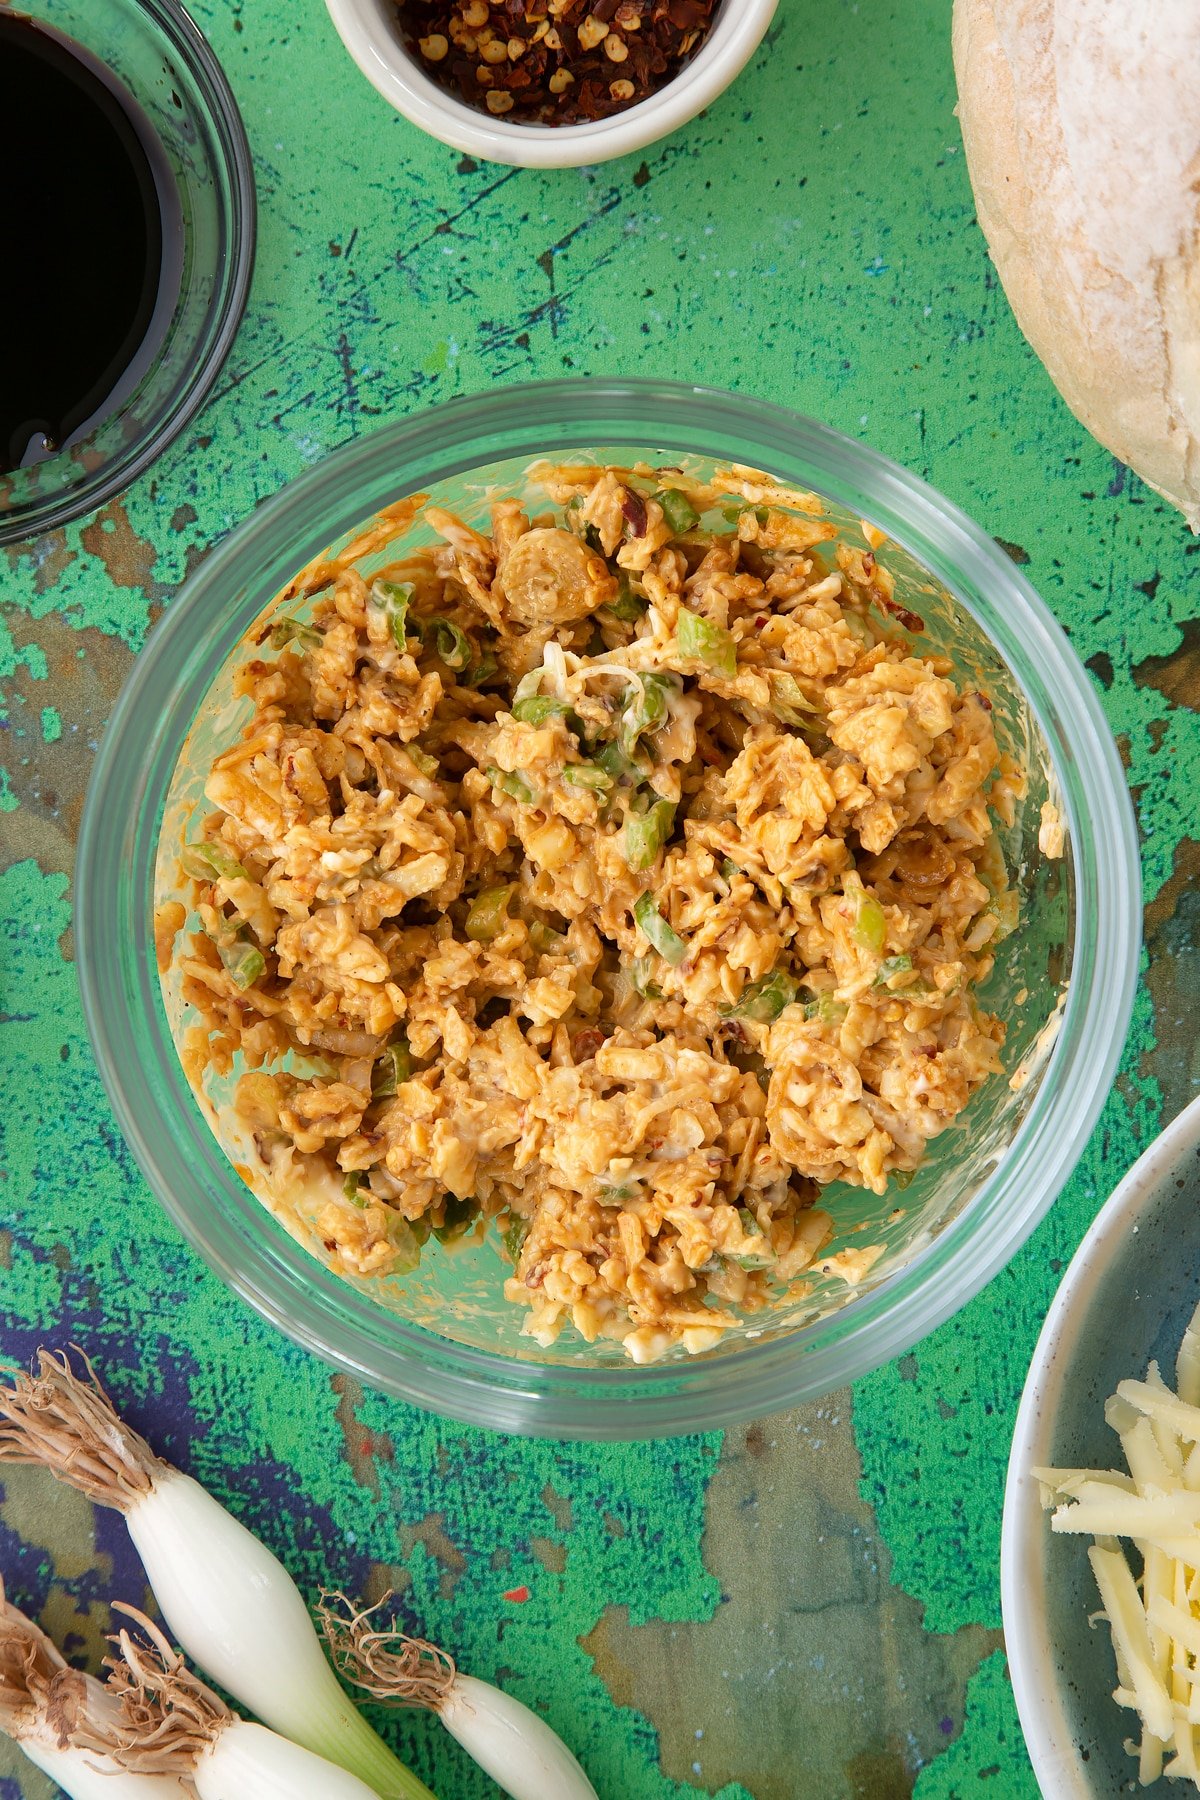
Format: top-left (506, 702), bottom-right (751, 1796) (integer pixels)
top-left (323, 0), bottom-right (779, 168)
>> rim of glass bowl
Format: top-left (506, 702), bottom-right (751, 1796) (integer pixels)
top-left (76, 379), bottom-right (1141, 1441)
top-left (0, 0), bottom-right (256, 546)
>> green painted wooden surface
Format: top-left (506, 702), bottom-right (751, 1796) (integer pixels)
top-left (1, 0), bottom-right (1196, 1794)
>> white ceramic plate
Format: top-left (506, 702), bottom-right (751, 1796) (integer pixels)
top-left (1003, 1094), bottom-right (1200, 1795)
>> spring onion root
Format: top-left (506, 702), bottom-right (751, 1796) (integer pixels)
top-left (0, 1350), bottom-right (437, 1800)
top-left (80, 1606), bottom-right (384, 1800)
top-left (320, 1591), bottom-right (599, 1800)
top-left (0, 1579), bottom-right (190, 1799)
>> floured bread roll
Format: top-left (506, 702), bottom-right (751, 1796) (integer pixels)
top-left (953, 0), bottom-right (1200, 527)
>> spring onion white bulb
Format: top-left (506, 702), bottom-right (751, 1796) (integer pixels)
top-left (0, 1580), bottom-right (191, 1800)
top-left (320, 1592), bottom-right (599, 1800)
top-left (84, 1608), bottom-right (384, 1800)
top-left (0, 1351), bottom-right (435, 1800)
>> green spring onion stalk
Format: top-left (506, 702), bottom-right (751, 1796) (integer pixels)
top-left (269, 616), bottom-right (322, 652)
top-left (676, 607), bottom-right (737, 679)
top-left (465, 885), bottom-right (515, 942)
top-left (501, 1215), bottom-right (529, 1262)
top-left (181, 842), bottom-right (247, 882)
top-left (404, 744), bottom-right (439, 777)
top-left (629, 955), bottom-right (664, 999)
top-left (486, 767), bottom-right (538, 805)
top-left (343, 1172), bottom-right (364, 1203)
top-left (633, 892), bottom-right (687, 966)
top-left (462, 651), bottom-right (499, 688)
top-left (805, 993), bottom-right (848, 1026)
top-left (624, 798), bottom-right (676, 870)
top-left (605, 579), bottom-right (647, 622)
top-left (217, 938), bottom-right (265, 990)
top-left (562, 763), bottom-right (613, 794)
top-left (719, 969), bottom-right (800, 1023)
top-left (873, 954), bottom-right (914, 987)
top-left (528, 919), bottom-right (564, 953)
top-left (846, 878), bottom-right (887, 954)
top-left (512, 695), bottom-right (573, 726)
top-left (372, 1038), bottom-right (414, 1098)
top-left (619, 673), bottom-right (676, 756)
top-left (433, 1197), bottom-right (481, 1245)
top-left (594, 740), bottom-right (649, 784)
top-left (369, 580), bottom-right (413, 649)
top-left (768, 671), bottom-right (821, 724)
top-left (0, 1353), bottom-right (439, 1800)
top-left (655, 488), bottom-right (700, 534)
top-left (423, 617), bottom-right (472, 670)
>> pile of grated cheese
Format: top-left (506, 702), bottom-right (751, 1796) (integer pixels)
top-left (1038, 1298), bottom-right (1200, 1787)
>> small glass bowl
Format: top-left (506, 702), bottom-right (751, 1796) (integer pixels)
top-left (0, 0), bottom-right (255, 546)
top-left (77, 380), bottom-right (1141, 1439)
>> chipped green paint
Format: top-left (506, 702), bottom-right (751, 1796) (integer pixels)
top-left (3, 0), bottom-right (1200, 1793)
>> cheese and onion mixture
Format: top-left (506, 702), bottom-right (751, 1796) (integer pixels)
top-left (167, 460), bottom-right (1028, 1362)
top-left (1037, 1301), bottom-right (1200, 1788)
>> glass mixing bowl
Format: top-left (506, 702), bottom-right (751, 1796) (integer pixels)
top-left (0, 0), bottom-right (254, 545)
top-left (76, 380), bottom-right (1140, 1439)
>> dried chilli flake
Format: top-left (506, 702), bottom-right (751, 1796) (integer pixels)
top-left (396, 0), bottom-right (719, 124)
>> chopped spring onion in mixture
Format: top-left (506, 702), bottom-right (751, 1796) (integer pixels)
top-left (487, 767), bottom-right (538, 805)
top-left (433, 1197), bottom-right (481, 1245)
top-left (624, 798), bottom-right (676, 870)
top-left (465, 885), bottom-right (516, 942)
top-left (217, 938), bottom-right (265, 990)
top-left (370, 580), bottom-right (413, 648)
top-left (372, 1038), bottom-right (414, 1097)
top-left (91, 1609), bottom-right (387, 1800)
top-left (269, 616), bottom-right (322, 652)
top-left (629, 954), bottom-right (664, 999)
top-left (405, 743), bottom-right (440, 777)
top-left (562, 763), bottom-right (613, 794)
top-left (501, 1215), bottom-right (529, 1262)
top-left (719, 969), bottom-right (800, 1023)
top-left (633, 891), bottom-right (686, 966)
top-left (463, 651), bottom-right (499, 689)
top-left (873, 954), bottom-right (914, 987)
top-left (619, 673), bottom-right (677, 757)
top-left (846, 878), bottom-right (887, 954)
top-left (320, 1593), bottom-right (599, 1800)
top-left (511, 695), bottom-right (574, 727)
top-left (676, 607), bottom-right (737, 680)
top-left (423, 617), bottom-right (472, 670)
top-left (0, 1353), bottom-right (437, 1800)
top-left (594, 740), bottom-right (648, 785)
top-left (180, 842), bottom-right (247, 882)
top-left (528, 919), bottom-right (564, 953)
top-left (655, 488), bottom-right (700, 535)
top-left (1034, 1296), bottom-right (1200, 1788)
top-left (0, 1580), bottom-right (192, 1800)
top-left (767, 671), bottom-right (821, 724)
top-left (604, 580), bottom-right (647, 622)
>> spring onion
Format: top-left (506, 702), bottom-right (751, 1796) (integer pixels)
top-left (676, 607), bottom-right (737, 680)
top-left (373, 1038), bottom-right (414, 1097)
top-left (433, 1197), bottom-right (481, 1245)
top-left (486, 767), bottom-right (538, 805)
top-left (501, 1216), bottom-right (529, 1263)
top-left (805, 993), bottom-right (848, 1026)
top-left (846, 879), bottom-right (887, 954)
top-left (719, 969), bottom-right (800, 1023)
top-left (180, 842), bottom-right (247, 883)
top-left (633, 892), bottom-right (686, 966)
top-left (404, 744), bottom-right (439, 777)
top-left (343, 1171), bottom-right (365, 1203)
top-left (528, 919), bottom-right (564, 953)
top-left (465, 885), bottom-right (515, 942)
top-left (269, 616), bottom-right (321, 653)
top-left (88, 1609), bottom-right (387, 1800)
top-left (462, 651), bottom-right (499, 689)
top-left (512, 696), bottom-right (573, 727)
top-left (0, 1581), bottom-right (192, 1799)
top-left (873, 954), bottom-right (914, 987)
top-left (654, 488), bottom-right (699, 535)
top-left (619, 673), bottom-right (677, 756)
top-left (629, 955), bottom-right (664, 999)
top-left (0, 1352), bottom-right (437, 1800)
top-left (624, 798), bottom-right (676, 871)
top-left (370, 580), bottom-right (413, 649)
top-left (423, 617), bottom-right (472, 670)
top-left (594, 740), bottom-right (648, 785)
top-left (321, 1593), bottom-right (599, 1800)
top-left (604, 580), bottom-right (647, 622)
top-left (562, 763), bottom-right (613, 794)
top-left (216, 938), bottom-right (265, 990)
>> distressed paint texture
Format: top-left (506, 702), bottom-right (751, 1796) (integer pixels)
top-left (1, 0), bottom-right (1197, 1793)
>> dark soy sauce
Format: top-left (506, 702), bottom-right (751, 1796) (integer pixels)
top-left (0, 13), bottom-right (179, 473)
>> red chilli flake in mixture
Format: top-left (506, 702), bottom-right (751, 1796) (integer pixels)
top-left (397, 0), bottom-right (719, 124)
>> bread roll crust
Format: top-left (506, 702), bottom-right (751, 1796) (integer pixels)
top-left (953, 0), bottom-right (1200, 527)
